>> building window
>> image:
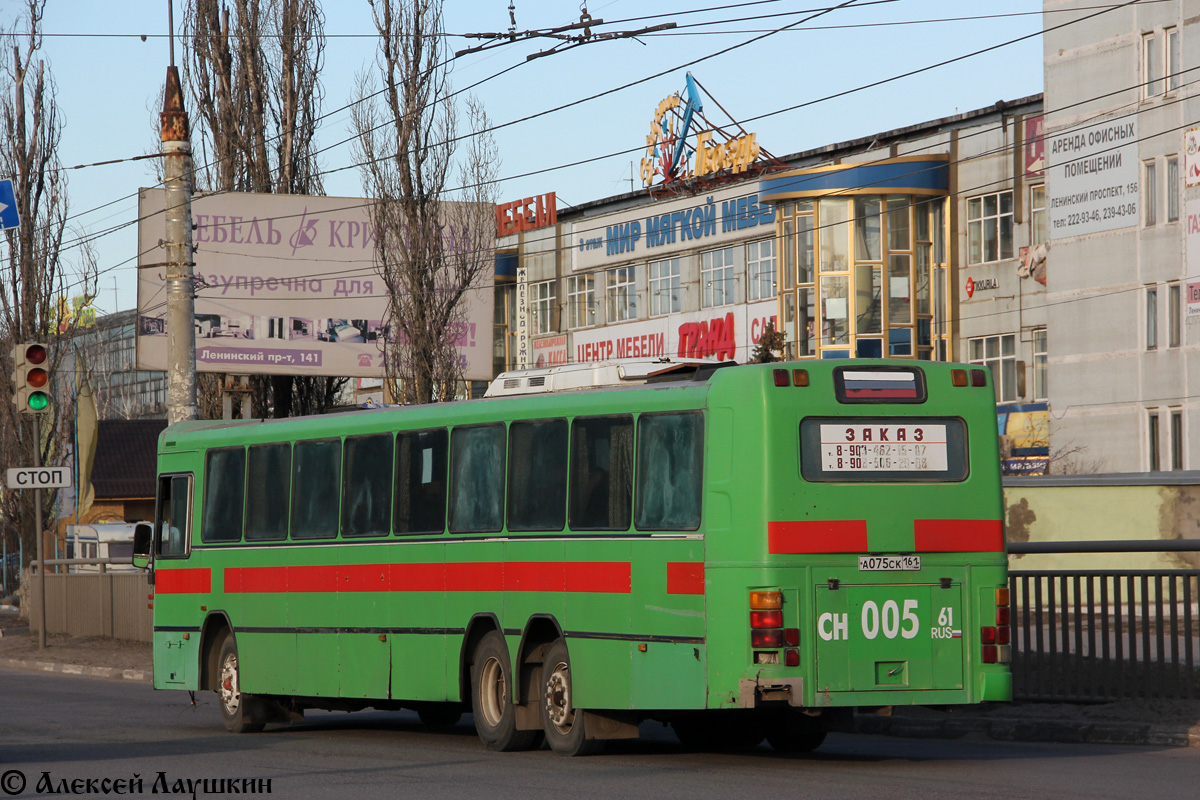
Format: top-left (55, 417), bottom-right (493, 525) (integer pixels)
top-left (606, 266), bottom-right (637, 323)
top-left (1167, 156), bottom-right (1179, 223)
top-left (566, 274), bottom-right (595, 329)
top-left (1171, 409), bottom-right (1183, 470)
top-left (701, 246), bottom-right (736, 308)
top-left (1144, 31), bottom-right (1162, 97)
top-left (1030, 185), bottom-right (1047, 246)
top-left (1146, 285), bottom-right (1158, 350)
top-left (531, 280), bottom-right (555, 336)
top-left (1167, 27), bottom-right (1180, 91)
top-left (966, 190), bottom-right (1013, 265)
top-left (1144, 160), bottom-right (1157, 226)
top-left (648, 258), bottom-right (681, 316)
top-left (1148, 411), bottom-right (1161, 471)
top-left (746, 238), bottom-right (776, 302)
top-left (968, 333), bottom-right (1017, 403)
top-left (1032, 327), bottom-right (1048, 402)
top-left (1169, 282), bottom-right (1180, 348)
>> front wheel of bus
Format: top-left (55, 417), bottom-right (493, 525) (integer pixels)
top-left (540, 639), bottom-right (603, 757)
top-left (217, 635), bottom-right (264, 734)
top-left (471, 631), bottom-right (539, 751)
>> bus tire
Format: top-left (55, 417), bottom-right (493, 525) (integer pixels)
top-left (471, 631), bottom-right (540, 751)
top-left (765, 713), bottom-right (828, 754)
top-left (539, 639), bottom-right (603, 757)
top-left (216, 634), bottom-right (265, 734)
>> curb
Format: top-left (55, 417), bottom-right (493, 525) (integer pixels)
top-left (0, 656), bottom-right (150, 683)
top-left (855, 711), bottom-right (1200, 748)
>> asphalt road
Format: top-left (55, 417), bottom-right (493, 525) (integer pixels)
top-left (1, 667), bottom-right (1197, 800)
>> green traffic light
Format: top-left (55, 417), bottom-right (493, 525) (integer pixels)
top-left (27, 391), bottom-right (49, 411)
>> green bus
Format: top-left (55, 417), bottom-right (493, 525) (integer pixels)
top-left (137, 359), bottom-right (1010, 756)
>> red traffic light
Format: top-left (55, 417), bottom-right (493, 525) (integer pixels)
top-left (24, 343), bottom-right (47, 365)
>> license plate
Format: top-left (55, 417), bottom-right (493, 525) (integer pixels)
top-left (858, 555), bottom-right (921, 571)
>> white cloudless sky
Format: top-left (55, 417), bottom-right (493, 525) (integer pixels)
top-left (19, 0), bottom-right (1044, 315)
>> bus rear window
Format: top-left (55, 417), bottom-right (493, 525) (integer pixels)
top-left (800, 417), bottom-right (968, 482)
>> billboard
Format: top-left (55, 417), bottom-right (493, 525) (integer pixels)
top-left (137, 190), bottom-right (493, 379)
top-left (571, 300), bottom-right (779, 364)
top-left (1046, 117), bottom-right (1139, 239)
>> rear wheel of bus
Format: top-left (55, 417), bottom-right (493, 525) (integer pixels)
top-left (216, 634), bottom-right (264, 734)
top-left (539, 638), bottom-right (603, 757)
top-left (764, 712), bottom-right (828, 753)
top-left (470, 631), bottom-right (540, 751)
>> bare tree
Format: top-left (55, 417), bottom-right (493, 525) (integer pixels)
top-left (352, 0), bottom-right (499, 404)
top-left (184, 0), bottom-right (344, 417)
top-left (0, 0), bottom-right (98, 566)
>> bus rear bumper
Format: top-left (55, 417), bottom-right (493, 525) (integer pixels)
top-left (738, 677), bottom-right (804, 707)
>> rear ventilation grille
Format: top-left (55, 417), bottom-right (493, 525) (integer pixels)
top-left (528, 376), bottom-right (546, 387)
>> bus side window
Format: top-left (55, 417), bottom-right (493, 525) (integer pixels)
top-left (246, 443), bottom-right (291, 541)
top-left (569, 415), bottom-right (633, 531)
top-left (343, 433), bottom-right (394, 537)
top-left (291, 438), bottom-right (342, 540)
top-left (202, 447), bottom-right (246, 543)
top-left (508, 419), bottom-right (568, 532)
top-left (635, 412), bottom-right (704, 531)
top-left (395, 428), bottom-right (448, 535)
top-left (448, 424), bottom-right (506, 534)
top-left (156, 474), bottom-right (192, 558)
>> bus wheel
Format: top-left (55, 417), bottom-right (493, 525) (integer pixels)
top-left (216, 635), bottom-right (264, 734)
top-left (539, 639), bottom-right (603, 757)
top-left (470, 631), bottom-right (540, 751)
top-left (765, 713), bottom-right (828, 754)
top-left (415, 703), bottom-right (463, 730)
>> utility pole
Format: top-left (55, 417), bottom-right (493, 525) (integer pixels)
top-left (161, 62), bottom-right (198, 423)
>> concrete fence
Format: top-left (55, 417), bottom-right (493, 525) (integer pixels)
top-left (28, 561), bottom-right (152, 643)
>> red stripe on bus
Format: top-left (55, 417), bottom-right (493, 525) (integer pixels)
top-left (155, 568), bottom-right (211, 594)
top-left (914, 519), bottom-right (1005, 552)
top-left (224, 562), bottom-right (632, 594)
top-left (768, 520), bottom-right (868, 553)
top-left (666, 562), bottom-right (705, 595)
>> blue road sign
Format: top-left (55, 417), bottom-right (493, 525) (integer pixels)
top-left (0, 179), bottom-right (20, 230)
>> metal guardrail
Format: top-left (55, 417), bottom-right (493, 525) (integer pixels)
top-left (1007, 540), bottom-right (1200, 702)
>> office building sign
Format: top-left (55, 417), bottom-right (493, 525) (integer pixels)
top-left (1186, 129), bottom-right (1200, 188)
top-left (1187, 199), bottom-right (1200, 316)
top-left (572, 301), bottom-right (778, 364)
top-left (1046, 117), bottom-right (1138, 238)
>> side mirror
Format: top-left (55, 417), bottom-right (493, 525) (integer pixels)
top-left (132, 522), bottom-right (153, 570)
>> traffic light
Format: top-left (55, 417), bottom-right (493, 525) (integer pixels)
top-left (11, 342), bottom-right (51, 414)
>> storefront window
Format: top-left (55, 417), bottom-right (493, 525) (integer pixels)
top-left (819, 199), bottom-right (850, 272)
top-left (888, 254), bottom-right (911, 325)
top-left (887, 196), bottom-right (911, 251)
top-left (820, 275), bottom-right (850, 346)
top-left (854, 197), bottom-right (882, 261)
top-left (854, 263), bottom-right (882, 335)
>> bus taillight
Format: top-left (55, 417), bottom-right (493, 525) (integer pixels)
top-left (751, 609), bottom-right (783, 628)
top-left (750, 591), bottom-right (782, 609)
top-left (750, 591), bottom-right (787, 654)
top-left (982, 587), bottom-right (1012, 664)
top-left (752, 630), bottom-right (783, 648)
